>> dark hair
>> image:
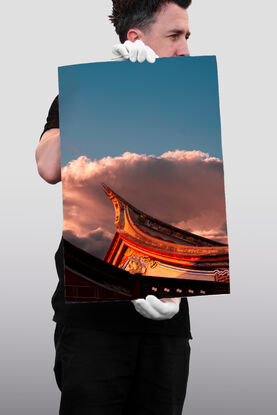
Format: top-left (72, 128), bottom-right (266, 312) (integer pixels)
top-left (109, 0), bottom-right (192, 43)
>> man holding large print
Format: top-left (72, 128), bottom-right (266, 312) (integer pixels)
top-left (35, 1), bottom-right (193, 414)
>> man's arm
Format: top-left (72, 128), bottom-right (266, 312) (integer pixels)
top-left (35, 128), bottom-right (61, 184)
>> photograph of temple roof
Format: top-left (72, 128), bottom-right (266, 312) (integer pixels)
top-left (58, 56), bottom-right (230, 302)
top-left (103, 184), bottom-right (229, 283)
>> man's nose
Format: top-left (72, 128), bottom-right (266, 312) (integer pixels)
top-left (177, 39), bottom-right (190, 56)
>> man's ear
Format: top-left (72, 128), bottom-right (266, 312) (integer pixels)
top-left (126, 28), bottom-right (144, 42)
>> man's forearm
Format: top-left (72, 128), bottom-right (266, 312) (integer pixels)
top-left (35, 128), bottom-right (61, 184)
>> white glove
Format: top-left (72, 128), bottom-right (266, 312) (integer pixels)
top-left (112, 39), bottom-right (159, 63)
top-left (131, 295), bottom-right (181, 320)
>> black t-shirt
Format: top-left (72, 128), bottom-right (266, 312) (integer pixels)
top-left (40, 96), bottom-right (192, 338)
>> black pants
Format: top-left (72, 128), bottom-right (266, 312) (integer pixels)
top-left (54, 323), bottom-right (191, 415)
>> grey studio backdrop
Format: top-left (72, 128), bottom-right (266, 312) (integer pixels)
top-left (1, 1), bottom-right (276, 414)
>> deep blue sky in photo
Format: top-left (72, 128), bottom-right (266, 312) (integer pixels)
top-left (58, 56), bottom-right (223, 167)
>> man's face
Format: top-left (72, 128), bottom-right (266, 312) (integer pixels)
top-left (139, 3), bottom-right (190, 57)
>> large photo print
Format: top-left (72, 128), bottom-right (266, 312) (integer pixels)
top-left (58, 56), bottom-right (230, 302)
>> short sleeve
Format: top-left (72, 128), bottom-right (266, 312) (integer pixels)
top-left (39, 95), bottom-right (59, 141)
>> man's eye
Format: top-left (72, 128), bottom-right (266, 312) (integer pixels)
top-left (170, 34), bottom-right (178, 40)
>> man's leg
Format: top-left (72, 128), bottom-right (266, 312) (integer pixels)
top-left (123, 334), bottom-right (191, 415)
top-left (53, 324), bottom-right (140, 415)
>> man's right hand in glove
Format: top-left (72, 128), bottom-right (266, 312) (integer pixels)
top-left (112, 39), bottom-right (159, 63)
